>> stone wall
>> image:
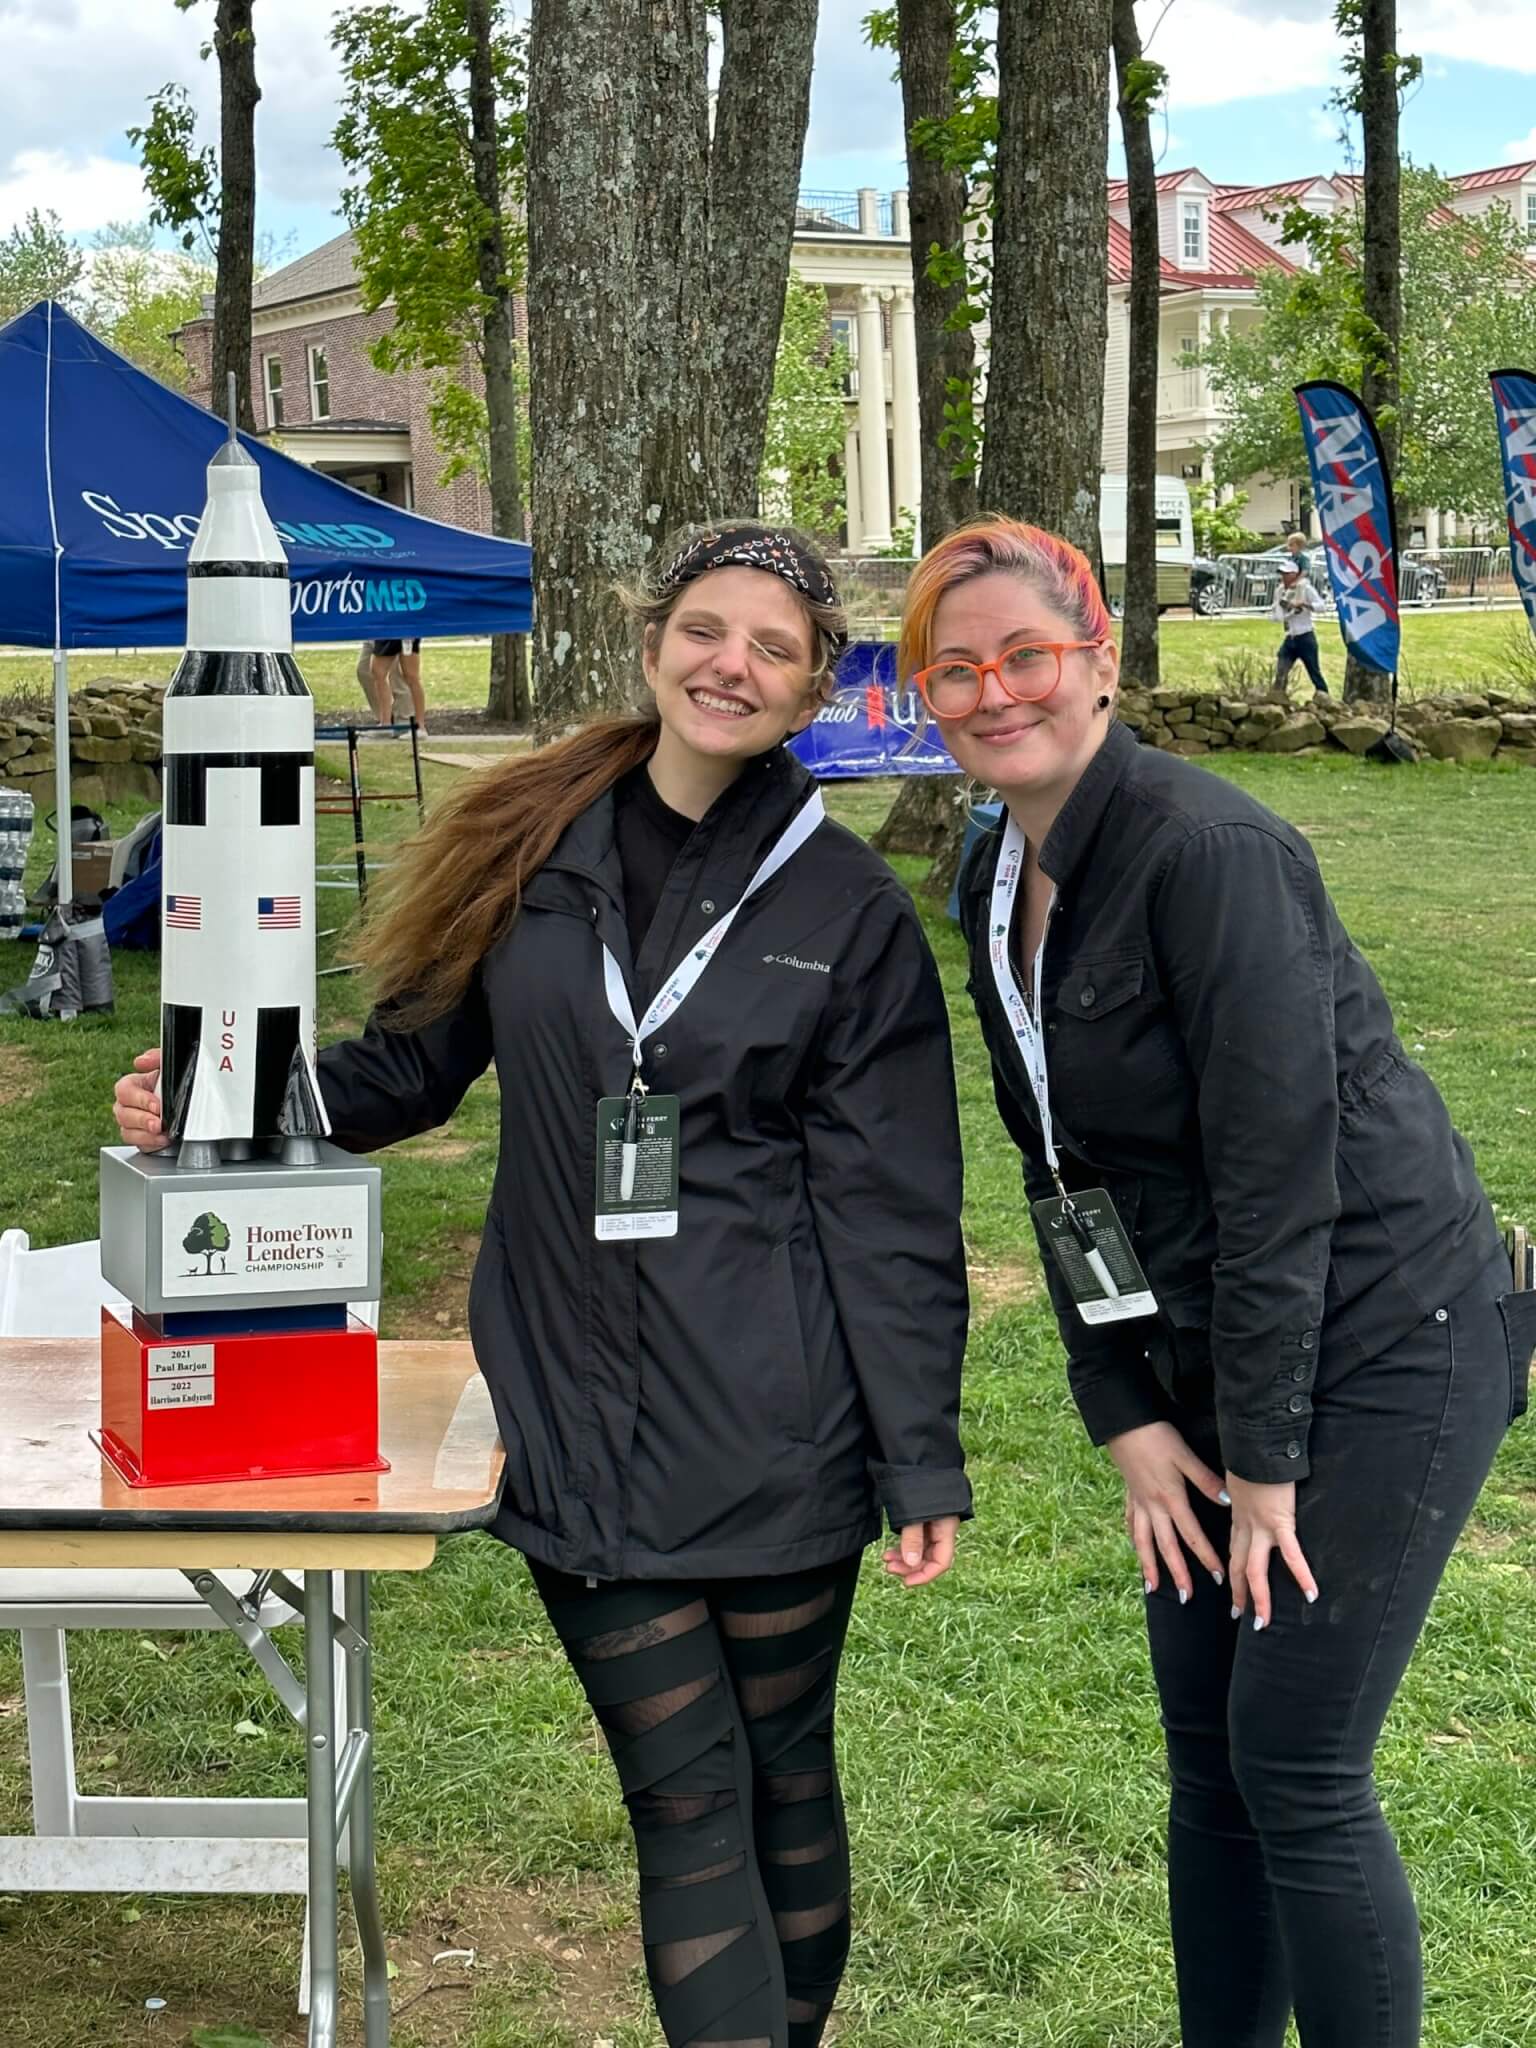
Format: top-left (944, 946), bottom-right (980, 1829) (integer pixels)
top-left (0, 679), bottom-right (163, 813)
top-left (1118, 687), bottom-right (1536, 766)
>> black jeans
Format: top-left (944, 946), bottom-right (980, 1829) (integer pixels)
top-left (1146, 1251), bottom-right (1529, 2047)
top-left (1275, 627), bottom-right (1329, 693)
top-left (529, 1555), bottom-right (861, 2048)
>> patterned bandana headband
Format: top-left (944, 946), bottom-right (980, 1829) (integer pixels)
top-left (657, 526), bottom-right (845, 628)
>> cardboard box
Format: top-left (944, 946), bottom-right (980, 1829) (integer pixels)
top-left (71, 839), bottom-right (117, 902)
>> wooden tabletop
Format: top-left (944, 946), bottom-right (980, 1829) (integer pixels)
top-left (0, 1341), bottom-right (505, 1555)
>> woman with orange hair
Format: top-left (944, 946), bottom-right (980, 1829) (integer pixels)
top-left (114, 522), bottom-right (972, 2048)
top-left (908, 515), bottom-right (1531, 2048)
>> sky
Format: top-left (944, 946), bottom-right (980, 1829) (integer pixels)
top-left (1, 0), bottom-right (1534, 262)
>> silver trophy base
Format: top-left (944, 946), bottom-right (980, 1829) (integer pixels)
top-left (100, 1142), bottom-right (382, 1318)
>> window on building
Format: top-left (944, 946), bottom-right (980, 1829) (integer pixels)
top-left (1526, 189), bottom-right (1536, 242)
top-left (1181, 199), bottom-right (1204, 265)
top-left (263, 355), bottom-right (284, 429)
top-left (307, 344), bottom-right (331, 421)
top-left (829, 313), bottom-right (858, 397)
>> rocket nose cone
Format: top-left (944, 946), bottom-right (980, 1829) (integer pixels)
top-left (210, 433), bottom-right (259, 472)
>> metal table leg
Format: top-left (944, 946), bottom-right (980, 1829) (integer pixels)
top-left (345, 1570), bottom-right (390, 2045)
top-left (304, 1570), bottom-right (340, 2048)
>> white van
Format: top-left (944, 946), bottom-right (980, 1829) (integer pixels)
top-left (1099, 473), bottom-right (1195, 613)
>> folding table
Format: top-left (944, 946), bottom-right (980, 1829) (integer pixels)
top-left (0, 1337), bottom-right (505, 2048)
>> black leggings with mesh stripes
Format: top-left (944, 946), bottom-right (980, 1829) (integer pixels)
top-left (530, 1554), bottom-right (862, 2048)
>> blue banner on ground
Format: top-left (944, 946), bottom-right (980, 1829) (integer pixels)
top-left (789, 642), bottom-right (958, 778)
top-left (0, 300), bottom-right (532, 649)
top-left (1294, 380), bottom-right (1400, 675)
top-left (1490, 370), bottom-right (1536, 636)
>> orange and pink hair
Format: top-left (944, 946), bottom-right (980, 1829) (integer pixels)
top-left (897, 516), bottom-right (1113, 683)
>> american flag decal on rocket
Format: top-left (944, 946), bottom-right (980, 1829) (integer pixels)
top-left (258, 895), bottom-right (301, 930)
top-left (165, 894), bottom-right (201, 930)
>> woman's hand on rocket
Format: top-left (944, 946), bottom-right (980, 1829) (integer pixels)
top-left (113, 1048), bottom-right (170, 1152)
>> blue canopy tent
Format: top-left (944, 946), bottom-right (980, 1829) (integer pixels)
top-left (0, 299), bottom-right (532, 903)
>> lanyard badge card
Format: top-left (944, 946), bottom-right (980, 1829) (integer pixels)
top-left (988, 814), bottom-right (1156, 1326)
top-left (594, 790), bottom-right (826, 1246)
top-left (595, 1074), bottom-right (681, 1241)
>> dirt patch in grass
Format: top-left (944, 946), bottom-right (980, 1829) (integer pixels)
top-left (392, 1230), bottom-right (482, 1342)
top-left (385, 1876), bottom-right (641, 2045)
top-left (397, 1135), bottom-right (480, 1164)
top-left (0, 1043), bottom-right (39, 1109)
top-left (967, 1256), bottom-right (1041, 1317)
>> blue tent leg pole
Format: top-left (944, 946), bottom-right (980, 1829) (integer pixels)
top-left (52, 645), bottom-right (72, 915)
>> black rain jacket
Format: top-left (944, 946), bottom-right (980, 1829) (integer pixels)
top-left (321, 746), bottom-right (972, 1578)
top-left (958, 722), bottom-right (1499, 1484)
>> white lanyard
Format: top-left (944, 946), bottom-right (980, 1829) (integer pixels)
top-left (602, 788), bottom-right (826, 1077)
top-left (988, 812), bottom-right (1062, 1184)
top-left (989, 814), bottom-right (1125, 1301)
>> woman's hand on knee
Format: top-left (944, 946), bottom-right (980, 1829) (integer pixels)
top-left (1107, 1421), bottom-right (1229, 1604)
top-left (882, 1515), bottom-right (959, 1588)
top-left (1226, 1475), bottom-right (1318, 1630)
top-left (113, 1048), bottom-right (170, 1151)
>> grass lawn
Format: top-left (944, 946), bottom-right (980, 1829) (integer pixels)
top-left (2, 749), bottom-right (1536, 2045)
top-left (3, 603), bottom-right (1533, 721)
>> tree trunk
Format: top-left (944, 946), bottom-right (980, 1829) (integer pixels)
top-left (1348, 0), bottom-right (1402, 706)
top-left (212, 0), bottom-right (258, 434)
top-left (980, 0), bottom-right (1111, 561)
top-left (870, 775), bottom-right (963, 858)
top-left (633, 0), bottom-right (717, 539)
top-left (526, 0), bottom-right (645, 727)
top-left (894, 0), bottom-right (979, 545)
top-left (1112, 0), bottom-right (1161, 690)
top-left (710, 0), bottom-right (820, 514)
top-left (466, 0), bottom-right (531, 723)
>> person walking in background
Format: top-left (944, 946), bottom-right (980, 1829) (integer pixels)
top-left (358, 640), bottom-right (412, 725)
top-left (369, 635), bottom-right (428, 735)
top-left (903, 512), bottom-right (1533, 2048)
top-left (115, 521), bottom-right (971, 2048)
top-left (1271, 559), bottom-right (1329, 696)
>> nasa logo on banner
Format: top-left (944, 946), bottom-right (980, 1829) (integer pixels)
top-left (789, 642), bottom-right (959, 779)
top-left (1294, 381), bottom-right (1401, 676)
top-left (1489, 370), bottom-right (1536, 635)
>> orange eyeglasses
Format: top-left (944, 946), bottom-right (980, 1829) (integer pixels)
top-left (913, 639), bottom-right (1107, 720)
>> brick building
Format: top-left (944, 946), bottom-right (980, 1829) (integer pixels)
top-left (179, 231), bottom-right (496, 531)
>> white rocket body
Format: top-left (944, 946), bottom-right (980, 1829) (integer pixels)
top-left (159, 438), bottom-right (330, 1150)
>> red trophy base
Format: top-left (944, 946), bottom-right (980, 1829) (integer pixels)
top-left (96, 1305), bottom-right (390, 1489)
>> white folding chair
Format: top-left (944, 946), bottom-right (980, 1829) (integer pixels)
top-left (0, 1228), bottom-right (346, 2010)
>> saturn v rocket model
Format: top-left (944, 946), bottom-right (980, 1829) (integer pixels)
top-left (159, 432), bottom-right (329, 1165)
top-left (96, 426), bottom-right (385, 1489)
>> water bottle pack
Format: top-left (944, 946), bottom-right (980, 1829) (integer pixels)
top-left (0, 786), bottom-right (36, 941)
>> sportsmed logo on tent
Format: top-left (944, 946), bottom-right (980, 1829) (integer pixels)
top-left (79, 490), bottom-right (398, 557)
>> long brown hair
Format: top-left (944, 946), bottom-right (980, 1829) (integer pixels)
top-left (354, 522), bottom-right (847, 1026)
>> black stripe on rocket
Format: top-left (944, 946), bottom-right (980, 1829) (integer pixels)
top-left (166, 648), bottom-right (311, 698)
top-left (187, 560), bottom-right (290, 579)
top-left (164, 752), bottom-right (314, 827)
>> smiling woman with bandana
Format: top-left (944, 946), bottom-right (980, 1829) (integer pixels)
top-left (112, 520), bottom-right (972, 2048)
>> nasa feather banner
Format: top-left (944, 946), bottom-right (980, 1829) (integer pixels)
top-left (1294, 381), bottom-right (1401, 675)
top-left (1489, 370), bottom-right (1536, 635)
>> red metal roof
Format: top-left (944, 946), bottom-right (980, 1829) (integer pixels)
top-left (1108, 169), bottom-right (1206, 201)
top-left (1456, 159), bottom-right (1536, 192)
top-left (1212, 177), bottom-right (1324, 212)
top-left (1105, 210), bottom-right (1290, 290)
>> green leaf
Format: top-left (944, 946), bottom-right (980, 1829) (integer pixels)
top-left (232, 1718), bottom-right (264, 1739)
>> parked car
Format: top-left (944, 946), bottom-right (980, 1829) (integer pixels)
top-left (1189, 556), bottom-right (1225, 617)
top-left (1217, 544), bottom-right (1445, 613)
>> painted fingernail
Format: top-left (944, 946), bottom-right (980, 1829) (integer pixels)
top-left (1230, 1605), bottom-right (1242, 1621)
top-left (1306, 1589), bottom-right (1318, 1605)
top-left (1218, 1490), bottom-right (1232, 1505)
top-left (1211, 1568), bottom-right (1224, 1586)
top-left (1253, 1616), bottom-right (1267, 1633)
top-left (1178, 1587), bottom-right (1189, 1606)
top-left (1144, 1578), bottom-right (1155, 1596)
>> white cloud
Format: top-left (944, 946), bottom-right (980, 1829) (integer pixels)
top-left (0, 150), bottom-right (149, 235)
top-left (1137, 1), bottom-right (1339, 112)
top-left (1503, 128), bottom-right (1536, 162)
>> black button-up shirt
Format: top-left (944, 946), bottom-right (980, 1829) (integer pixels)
top-left (959, 722), bottom-right (1498, 1483)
